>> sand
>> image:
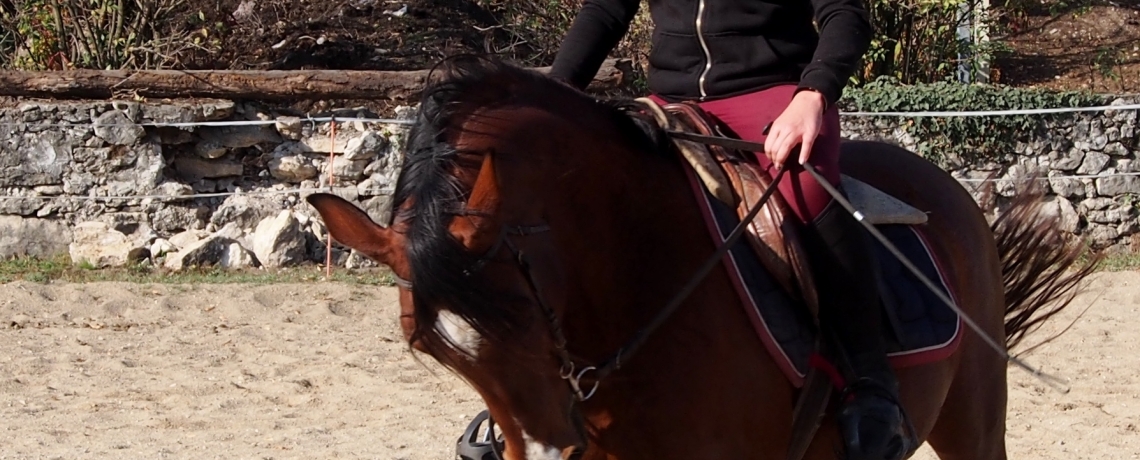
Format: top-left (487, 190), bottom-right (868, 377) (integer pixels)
top-left (1, 271), bottom-right (1137, 459)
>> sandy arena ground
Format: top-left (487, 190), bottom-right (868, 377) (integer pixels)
top-left (1, 270), bottom-right (1137, 459)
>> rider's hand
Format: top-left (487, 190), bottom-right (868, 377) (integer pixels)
top-left (764, 89), bottom-right (826, 168)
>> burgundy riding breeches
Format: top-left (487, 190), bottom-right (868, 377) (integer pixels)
top-left (650, 84), bottom-right (842, 224)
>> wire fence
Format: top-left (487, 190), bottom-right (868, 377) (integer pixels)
top-left (0, 100), bottom-right (1137, 205)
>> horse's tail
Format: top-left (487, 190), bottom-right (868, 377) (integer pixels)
top-left (991, 180), bottom-right (1101, 351)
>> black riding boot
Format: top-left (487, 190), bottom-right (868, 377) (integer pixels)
top-left (805, 195), bottom-right (915, 460)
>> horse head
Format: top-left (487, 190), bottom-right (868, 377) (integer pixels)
top-left (305, 55), bottom-right (673, 459)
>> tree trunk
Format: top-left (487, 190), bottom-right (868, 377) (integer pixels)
top-left (0, 59), bottom-right (634, 101)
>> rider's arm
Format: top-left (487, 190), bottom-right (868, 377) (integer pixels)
top-left (798, 0), bottom-right (873, 108)
top-left (549, 0), bottom-right (642, 90)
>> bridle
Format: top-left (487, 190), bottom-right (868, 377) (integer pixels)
top-left (391, 143), bottom-right (788, 457)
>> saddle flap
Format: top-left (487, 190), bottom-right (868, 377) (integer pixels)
top-left (652, 100), bottom-right (820, 316)
top-left (635, 99), bottom-right (934, 327)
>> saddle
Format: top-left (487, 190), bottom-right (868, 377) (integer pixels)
top-left (632, 98), bottom-right (945, 460)
top-left (633, 98), bottom-right (929, 320)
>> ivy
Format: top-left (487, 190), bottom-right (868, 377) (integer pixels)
top-left (839, 77), bottom-right (1108, 167)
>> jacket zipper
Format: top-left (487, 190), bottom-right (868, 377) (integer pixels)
top-left (695, 0), bottom-right (712, 100)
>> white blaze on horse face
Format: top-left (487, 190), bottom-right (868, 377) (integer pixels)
top-left (521, 430), bottom-right (563, 460)
top-left (437, 310), bottom-right (482, 359)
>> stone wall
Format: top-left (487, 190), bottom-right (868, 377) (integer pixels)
top-left (842, 97), bottom-right (1140, 252)
top-left (2, 96), bottom-right (1139, 270)
top-left (0, 99), bottom-right (412, 269)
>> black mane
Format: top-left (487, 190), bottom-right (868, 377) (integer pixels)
top-left (393, 55), bottom-right (670, 354)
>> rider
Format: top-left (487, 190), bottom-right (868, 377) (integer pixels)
top-left (548, 0), bottom-right (912, 458)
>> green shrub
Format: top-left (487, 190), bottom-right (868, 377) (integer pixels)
top-left (0, 0), bottom-right (215, 70)
top-left (840, 77), bottom-right (1107, 166)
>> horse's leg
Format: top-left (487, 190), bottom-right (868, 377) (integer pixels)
top-left (922, 334), bottom-right (1009, 460)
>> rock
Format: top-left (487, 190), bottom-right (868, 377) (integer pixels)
top-left (33, 185), bottom-right (63, 196)
top-left (300, 134), bottom-right (349, 154)
top-left (1077, 152), bottom-right (1110, 175)
top-left (1087, 205), bottom-right (1137, 224)
top-left (150, 238), bottom-right (175, 257)
top-left (192, 180), bottom-right (218, 193)
top-left (92, 110), bottom-right (145, 145)
top-left (1119, 159), bottom-right (1139, 173)
top-left (1048, 172), bottom-right (1085, 198)
top-left (326, 186), bottom-right (359, 204)
top-left (1049, 148), bottom-right (1084, 171)
top-left (1090, 134), bottom-right (1109, 151)
top-left (1048, 134), bottom-right (1072, 152)
top-left (69, 221), bottom-right (145, 268)
top-left (214, 222), bottom-right (254, 250)
top-left (1085, 223), bottom-right (1119, 244)
top-left (1079, 197), bottom-right (1116, 212)
top-left (269, 152), bottom-right (320, 183)
top-left (1106, 127), bottom-right (1120, 143)
top-left (394, 105), bottom-right (418, 120)
top-left (1118, 220), bottom-right (1140, 237)
top-left (1055, 197), bottom-right (1080, 234)
top-left (345, 250), bottom-right (378, 268)
top-left (344, 131), bottom-right (388, 160)
top-left (357, 177), bottom-right (387, 197)
top-left (363, 158), bottom-right (389, 176)
top-left (1073, 118), bottom-right (1091, 138)
top-left (168, 229), bottom-right (208, 250)
top-left (1104, 142), bottom-right (1129, 157)
top-left (252, 210), bottom-right (308, 267)
top-left (331, 156), bottom-right (368, 181)
top-left (1, 131), bottom-right (72, 186)
top-left (139, 100), bottom-right (234, 124)
top-left (173, 156), bottom-right (244, 180)
top-left (155, 182), bottom-right (194, 200)
top-left (163, 235), bottom-right (232, 270)
top-left (105, 143), bottom-right (165, 194)
top-left (1096, 175), bottom-right (1140, 196)
top-left (362, 195), bottom-right (394, 226)
top-left (97, 212), bottom-right (149, 236)
top-left (0, 193), bottom-right (43, 216)
top-left (275, 116), bottom-right (304, 140)
top-left (221, 242), bottom-right (257, 269)
top-left (150, 205), bottom-right (209, 234)
top-left (995, 164), bottom-right (1041, 197)
top-left (0, 216), bottom-right (72, 258)
top-left (193, 139), bottom-right (228, 159)
top-left (209, 193), bottom-right (286, 231)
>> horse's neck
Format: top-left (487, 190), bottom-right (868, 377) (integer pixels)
top-left (542, 152), bottom-right (796, 455)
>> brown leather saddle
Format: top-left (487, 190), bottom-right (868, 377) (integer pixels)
top-left (632, 98), bottom-right (929, 321)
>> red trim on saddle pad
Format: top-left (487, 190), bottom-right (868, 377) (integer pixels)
top-left (886, 228), bottom-right (963, 369)
top-left (676, 155), bottom-right (962, 388)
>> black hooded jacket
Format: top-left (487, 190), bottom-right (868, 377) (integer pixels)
top-left (549, 0), bottom-right (872, 107)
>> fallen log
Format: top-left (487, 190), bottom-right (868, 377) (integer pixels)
top-left (0, 59), bottom-right (634, 101)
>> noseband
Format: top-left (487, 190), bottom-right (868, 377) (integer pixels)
top-left (390, 221), bottom-right (596, 401)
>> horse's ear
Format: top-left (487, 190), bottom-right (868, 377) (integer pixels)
top-left (305, 193), bottom-right (395, 265)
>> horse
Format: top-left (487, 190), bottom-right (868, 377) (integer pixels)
top-left (304, 55), bottom-right (1097, 459)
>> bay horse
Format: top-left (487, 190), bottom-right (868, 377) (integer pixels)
top-left (305, 56), bottom-right (1096, 459)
